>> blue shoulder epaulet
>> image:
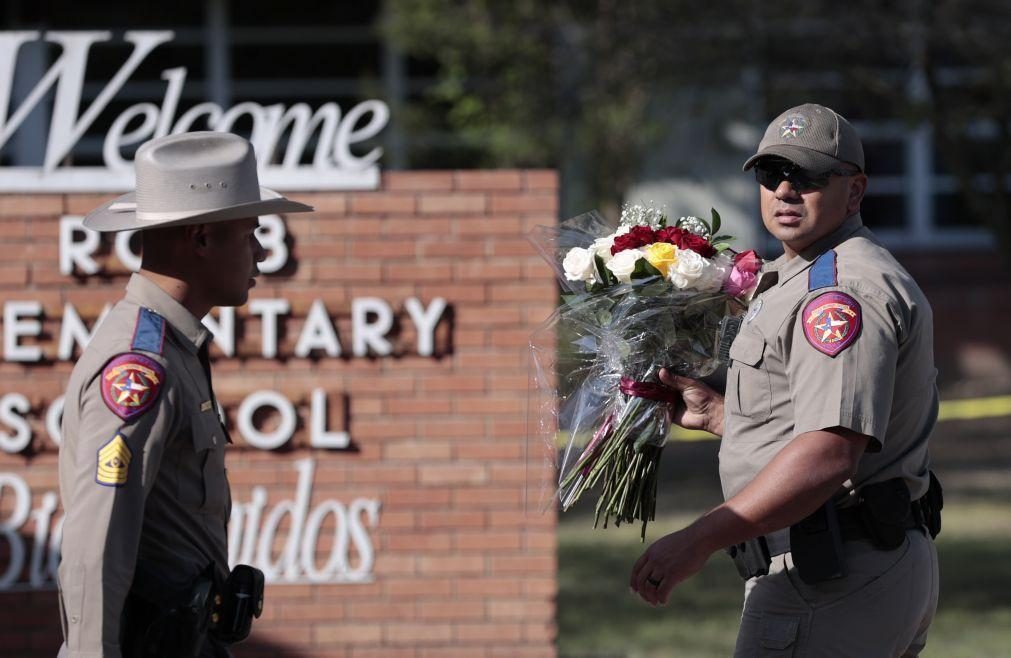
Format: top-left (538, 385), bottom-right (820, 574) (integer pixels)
top-left (809, 249), bottom-right (838, 291)
top-left (131, 308), bottom-right (166, 354)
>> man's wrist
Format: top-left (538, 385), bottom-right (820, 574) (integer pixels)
top-left (706, 396), bottom-right (725, 436)
top-left (690, 494), bottom-right (782, 557)
top-left (685, 507), bottom-right (735, 556)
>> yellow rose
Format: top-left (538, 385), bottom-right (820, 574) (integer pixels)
top-left (643, 242), bottom-right (678, 277)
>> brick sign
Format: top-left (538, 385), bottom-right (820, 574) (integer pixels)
top-left (0, 171), bottom-right (559, 657)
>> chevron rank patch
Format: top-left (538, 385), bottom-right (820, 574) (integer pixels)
top-left (96, 432), bottom-right (132, 487)
top-left (101, 353), bottom-right (165, 421)
top-left (802, 291), bottom-right (862, 357)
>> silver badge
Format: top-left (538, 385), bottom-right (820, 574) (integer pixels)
top-left (744, 298), bottom-right (763, 323)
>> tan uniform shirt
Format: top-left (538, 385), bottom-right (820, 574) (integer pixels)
top-left (58, 274), bottom-right (230, 658)
top-left (720, 214), bottom-right (937, 506)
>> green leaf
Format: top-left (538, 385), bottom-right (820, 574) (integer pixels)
top-left (593, 254), bottom-right (618, 286)
top-left (711, 235), bottom-right (735, 243)
top-left (631, 258), bottom-right (663, 280)
top-left (711, 207), bottom-right (722, 236)
top-left (713, 242), bottom-right (732, 252)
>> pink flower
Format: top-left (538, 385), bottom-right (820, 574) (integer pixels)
top-left (723, 268), bottom-right (758, 297)
top-left (733, 250), bottom-right (762, 274)
top-left (724, 250), bottom-right (762, 297)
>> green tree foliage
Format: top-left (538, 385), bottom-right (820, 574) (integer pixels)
top-left (383, 0), bottom-right (752, 216)
top-left (385, 0), bottom-right (1011, 258)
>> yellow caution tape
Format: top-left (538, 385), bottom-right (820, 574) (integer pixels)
top-left (937, 395), bottom-right (1011, 422)
top-left (668, 427), bottom-right (718, 442)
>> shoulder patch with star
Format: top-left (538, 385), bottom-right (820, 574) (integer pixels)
top-left (801, 291), bottom-right (862, 357)
top-left (100, 352), bottom-right (166, 420)
top-left (96, 431), bottom-right (132, 487)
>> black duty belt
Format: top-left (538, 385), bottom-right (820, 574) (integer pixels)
top-left (728, 472), bottom-right (944, 582)
top-left (763, 498), bottom-right (928, 559)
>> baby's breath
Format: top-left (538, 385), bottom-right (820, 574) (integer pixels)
top-left (677, 215), bottom-right (711, 239)
top-left (619, 203), bottom-right (667, 229)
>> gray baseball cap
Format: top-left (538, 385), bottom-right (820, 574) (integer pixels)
top-left (742, 103), bottom-right (864, 173)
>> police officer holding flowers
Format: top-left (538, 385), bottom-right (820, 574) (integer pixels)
top-left (630, 104), bottom-right (942, 656)
top-left (57, 132), bottom-right (312, 657)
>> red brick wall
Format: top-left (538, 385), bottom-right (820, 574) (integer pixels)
top-left (0, 170), bottom-right (559, 657)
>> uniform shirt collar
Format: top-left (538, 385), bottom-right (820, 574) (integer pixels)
top-left (772, 213), bottom-right (865, 288)
top-left (125, 273), bottom-right (210, 353)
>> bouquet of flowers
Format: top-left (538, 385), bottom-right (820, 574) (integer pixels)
top-left (528, 205), bottom-right (761, 539)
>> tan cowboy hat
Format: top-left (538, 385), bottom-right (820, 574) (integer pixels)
top-left (83, 131), bottom-right (313, 232)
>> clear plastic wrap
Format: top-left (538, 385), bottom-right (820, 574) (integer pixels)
top-left (529, 207), bottom-right (757, 539)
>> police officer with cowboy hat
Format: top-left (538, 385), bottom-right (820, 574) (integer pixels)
top-left (57, 131), bottom-right (313, 658)
top-left (629, 104), bottom-right (942, 656)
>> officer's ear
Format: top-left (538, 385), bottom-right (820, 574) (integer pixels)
top-left (846, 174), bottom-right (868, 216)
top-left (189, 223), bottom-right (212, 254)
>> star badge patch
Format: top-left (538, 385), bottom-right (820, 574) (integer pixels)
top-left (101, 353), bottom-right (165, 420)
top-left (802, 291), bottom-right (862, 357)
top-left (96, 432), bottom-right (132, 487)
top-left (780, 113), bottom-right (808, 139)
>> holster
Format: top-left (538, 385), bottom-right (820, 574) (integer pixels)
top-left (856, 478), bottom-right (911, 550)
top-left (211, 564), bottom-right (265, 644)
top-left (121, 563), bottom-right (215, 658)
top-left (917, 471), bottom-right (944, 539)
top-left (790, 502), bottom-right (847, 584)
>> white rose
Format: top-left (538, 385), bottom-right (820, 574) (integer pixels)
top-left (562, 247), bottom-right (595, 282)
top-left (695, 253), bottom-right (732, 292)
top-left (590, 236), bottom-right (617, 263)
top-left (669, 249), bottom-right (706, 289)
top-left (606, 249), bottom-right (643, 283)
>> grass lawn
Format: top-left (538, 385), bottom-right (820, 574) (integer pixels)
top-left (558, 499), bottom-right (1011, 658)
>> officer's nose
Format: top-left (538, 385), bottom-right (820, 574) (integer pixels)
top-left (253, 235), bottom-right (267, 263)
top-left (774, 179), bottom-right (801, 200)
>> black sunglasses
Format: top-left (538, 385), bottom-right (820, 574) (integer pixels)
top-left (754, 160), bottom-right (859, 191)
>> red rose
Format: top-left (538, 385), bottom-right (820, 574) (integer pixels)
top-left (655, 226), bottom-right (687, 245)
top-left (677, 233), bottom-right (717, 258)
top-left (611, 225), bottom-right (657, 254)
top-left (652, 226), bottom-right (716, 257)
top-left (629, 225), bottom-right (657, 244)
top-left (611, 233), bottom-right (639, 254)
top-left (733, 249), bottom-right (762, 274)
